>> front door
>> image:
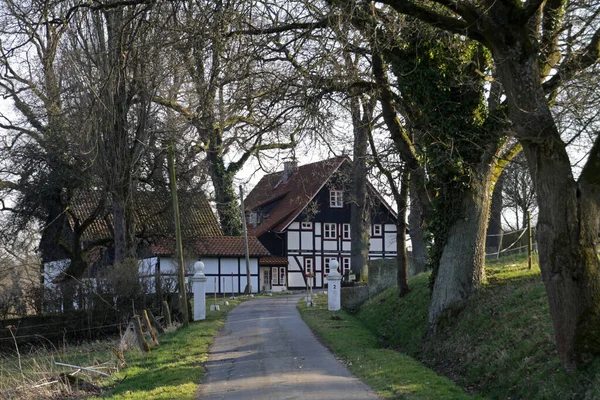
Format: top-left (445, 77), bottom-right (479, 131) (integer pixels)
top-left (262, 268), bottom-right (271, 292)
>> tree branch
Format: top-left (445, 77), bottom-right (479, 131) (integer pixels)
top-left (518, 0), bottom-right (547, 25)
top-left (371, 0), bottom-right (486, 43)
top-left (371, 51), bottom-right (420, 172)
top-left (543, 26), bottom-right (600, 94)
top-left (228, 15), bottom-right (334, 37)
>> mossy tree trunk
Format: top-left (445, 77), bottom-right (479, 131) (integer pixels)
top-left (207, 145), bottom-right (242, 236)
top-left (408, 178), bottom-right (427, 275)
top-left (428, 169), bottom-right (492, 325)
top-left (492, 37), bottom-right (600, 370)
top-left (397, 169), bottom-right (410, 296)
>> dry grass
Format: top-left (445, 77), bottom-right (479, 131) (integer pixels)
top-left (0, 337), bottom-right (120, 399)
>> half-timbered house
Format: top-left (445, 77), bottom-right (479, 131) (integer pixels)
top-left (245, 156), bottom-right (398, 291)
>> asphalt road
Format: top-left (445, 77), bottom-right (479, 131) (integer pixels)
top-left (196, 295), bottom-right (380, 400)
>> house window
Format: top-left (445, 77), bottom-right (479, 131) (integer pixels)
top-left (271, 267), bottom-right (278, 285)
top-left (247, 212), bottom-right (258, 226)
top-left (373, 224), bottom-right (382, 237)
top-left (343, 223), bottom-right (351, 240)
top-left (301, 222), bottom-right (312, 230)
top-left (279, 267), bottom-right (286, 286)
top-left (343, 257), bottom-right (351, 274)
top-left (330, 190), bottom-right (344, 208)
top-left (304, 258), bottom-right (313, 275)
top-left (324, 223), bottom-right (337, 239)
top-left (324, 257), bottom-right (338, 275)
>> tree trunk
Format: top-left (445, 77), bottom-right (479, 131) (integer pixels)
top-left (429, 173), bottom-right (491, 326)
top-left (113, 195), bottom-right (127, 265)
top-left (397, 169), bottom-right (410, 296)
top-left (487, 174), bottom-right (503, 252)
top-left (493, 40), bottom-right (600, 370)
top-left (207, 152), bottom-right (241, 236)
top-left (350, 105), bottom-right (372, 281)
top-left (408, 178), bottom-right (427, 276)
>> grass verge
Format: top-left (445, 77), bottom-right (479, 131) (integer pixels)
top-left (96, 299), bottom-right (241, 399)
top-left (298, 296), bottom-right (476, 399)
top-left (356, 254), bottom-right (600, 399)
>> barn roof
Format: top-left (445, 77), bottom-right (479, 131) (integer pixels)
top-left (69, 190), bottom-right (222, 244)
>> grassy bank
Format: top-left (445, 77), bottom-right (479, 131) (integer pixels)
top-left (298, 297), bottom-right (475, 399)
top-left (356, 255), bottom-right (600, 399)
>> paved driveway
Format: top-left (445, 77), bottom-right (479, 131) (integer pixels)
top-left (196, 295), bottom-right (380, 399)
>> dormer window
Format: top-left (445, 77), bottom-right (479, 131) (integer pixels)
top-left (330, 190), bottom-right (343, 208)
top-left (248, 212), bottom-right (258, 226)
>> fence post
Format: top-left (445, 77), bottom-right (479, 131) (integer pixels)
top-left (162, 300), bottom-right (172, 327)
top-left (142, 309), bottom-right (159, 346)
top-left (527, 211), bottom-right (533, 270)
top-left (191, 261), bottom-right (207, 321)
top-left (496, 229), bottom-right (504, 259)
top-left (327, 260), bottom-right (342, 311)
top-left (133, 316), bottom-right (150, 352)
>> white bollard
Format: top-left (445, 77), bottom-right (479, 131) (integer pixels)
top-left (327, 260), bottom-right (342, 311)
top-left (191, 261), bottom-right (207, 321)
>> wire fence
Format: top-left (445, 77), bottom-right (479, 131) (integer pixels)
top-left (485, 225), bottom-right (536, 259)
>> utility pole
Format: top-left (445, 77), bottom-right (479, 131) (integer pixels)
top-left (168, 141), bottom-right (188, 326)
top-left (239, 185), bottom-right (252, 294)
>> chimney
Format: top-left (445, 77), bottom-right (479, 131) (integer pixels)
top-left (283, 160), bottom-right (298, 182)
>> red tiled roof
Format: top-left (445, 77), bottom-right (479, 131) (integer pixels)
top-left (150, 236), bottom-right (271, 257)
top-left (245, 156), bottom-right (349, 236)
top-left (69, 191), bottom-right (222, 243)
top-left (259, 256), bottom-right (289, 266)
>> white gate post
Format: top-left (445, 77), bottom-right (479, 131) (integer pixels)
top-left (191, 261), bottom-right (207, 321)
top-left (327, 260), bottom-right (342, 311)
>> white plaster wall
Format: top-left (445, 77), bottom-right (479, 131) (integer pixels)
top-left (369, 237), bottom-right (383, 252)
top-left (342, 241), bottom-right (351, 251)
top-left (220, 258), bottom-right (238, 274)
top-left (288, 272), bottom-right (305, 288)
top-left (289, 222), bottom-right (300, 230)
top-left (385, 233), bottom-right (397, 252)
top-left (301, 231), bottom-right (313, 250)
top-left (202, 259), bottom-right (219, 275)
top-left (288, 231), bottom-right (300, 250)
top-left (315, 222), bottom-right (321, 235)
top-left (239, 258), bottom-right (259, 275)
top-left (323, 240), bottom-right (338, 251)
top-left (288, 256), bottom-right (301, 272)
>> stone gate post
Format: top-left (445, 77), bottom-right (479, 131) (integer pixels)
top-left (191, 261), bottom-right (207, 321)
top-left (327, 260), bottom-right (342, 311)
